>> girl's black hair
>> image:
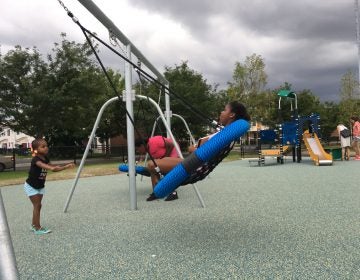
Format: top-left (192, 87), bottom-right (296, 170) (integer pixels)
top-left (135, 138), bottom-right (149, 147)
top-left (228, 101), bottom-right (251, 121)
top-left (31, 138), bottom-right (46, 150)
top-left (350, 116), bottom-right (360, 122)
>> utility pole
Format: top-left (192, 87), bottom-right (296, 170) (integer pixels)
top-left (355, 0), bottom-right (360, 94)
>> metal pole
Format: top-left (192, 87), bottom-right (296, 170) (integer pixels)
top-left (356, 0), bottom-right (360, 92)
top-left (125, 44), bottom-right (137, 210)
top-left (0, 190), bottom-right (19, 280)
top-left (64, 97), bottom-right (118, 213)
top-left (164, 85), bottom-right (171, 138)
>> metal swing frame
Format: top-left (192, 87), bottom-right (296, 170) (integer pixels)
top-left (63, 94), bottom-right (206, 213)
top-left (61, 0), bottom-right (207, 212)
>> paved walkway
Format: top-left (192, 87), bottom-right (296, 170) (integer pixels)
top-left (2, 158), bottom-right (360, 279)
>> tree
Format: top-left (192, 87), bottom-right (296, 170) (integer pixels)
top-left (317, 102), bottom-right (340, 142)
top-left (297, 89), bottom-right (322, 117)
top-left (227, 53), bottom-right (268, 121)
top-left (163, 61), bottom-right (219, 138)
top-left (340, 70), bottom-right (359, 100)
top-left (0, 45), bottom-right (47, 132)
top-left (0, 34), bottom-right (125, 146)
top-left (338, 70), bottom-right (360, 124)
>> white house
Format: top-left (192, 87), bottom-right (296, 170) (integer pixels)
top-left (0, 127), bottom-right (35, 149)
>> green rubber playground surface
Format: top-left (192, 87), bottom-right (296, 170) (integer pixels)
top-left (2, 157), bottom-right (360, 279)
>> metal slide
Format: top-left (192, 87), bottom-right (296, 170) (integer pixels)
top-left (303, 131), bottom-right (333, 166)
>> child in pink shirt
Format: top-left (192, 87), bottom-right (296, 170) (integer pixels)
top-left (350, 116), bottom-right (360, 160)
top-left (135, 136), bottom-right (180, 201)
top-left (147, 136), bottom-right (179, 159)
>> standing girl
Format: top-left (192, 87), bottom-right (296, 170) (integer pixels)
top-left (350, 116), bottom-right (360, 160)
top-left (25, 138), bottom-right (75, 235)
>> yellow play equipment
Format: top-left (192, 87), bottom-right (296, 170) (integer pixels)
top-left (302, 130), bottom-right (332, 166)
top-left (260, 145), bottom-right (290, 156)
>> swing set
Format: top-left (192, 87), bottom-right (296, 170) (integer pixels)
top-left (57, 0), bottom-right (250, 212)
top-left (0, 1), bottom-right (250, 278)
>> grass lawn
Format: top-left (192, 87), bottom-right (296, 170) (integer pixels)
top-left (0, 162), bottom-right (121, 187)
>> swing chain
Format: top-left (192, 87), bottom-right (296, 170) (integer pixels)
top-left (57, 0), bottom-right (79, 23)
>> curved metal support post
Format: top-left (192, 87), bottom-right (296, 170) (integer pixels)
top-left (173, 114), bottom-right (196, 145)
top-left (137, 95), bottom-right (181, 156)
top-left (63, 97), bottom-right (119, 213)
top-left (136, 95), bottom-right (205, 208)
top-left (0, 190), bottom-right (19, 280)
top-left (149, 114), bottom-right (196, 147)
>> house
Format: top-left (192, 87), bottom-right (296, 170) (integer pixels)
top-left (244, 120), bottom-right (269, 145)
top-left (0, 127), bottom-right (35, 149)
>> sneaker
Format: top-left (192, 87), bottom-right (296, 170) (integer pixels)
top-left (30, 225), bottom-right (36, 232)
top-left (164, 191), bottom-right (178, 201)
top-left (146, 193), bottom-right (158, 201)
top-left (34, 227), bottom-right (52, 235)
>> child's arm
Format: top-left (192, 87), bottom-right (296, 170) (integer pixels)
top-left (188, 135), bottom-right (211, 153)
top-left (36, 161), bottom-right (75, 172)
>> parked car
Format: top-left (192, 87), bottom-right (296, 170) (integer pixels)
top-left (0, 155), bottom-right (14, 172)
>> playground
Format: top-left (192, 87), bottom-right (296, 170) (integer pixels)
top-left (1, 1), bottom-right (360, 279)
top-left (2, 158), bottom-right (360, 279)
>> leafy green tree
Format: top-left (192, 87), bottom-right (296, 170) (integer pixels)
top-left (227, 53), bottom-right (268, 121)
top-left (338, 70), bottom-right (360, 124)
top-left (297, 89), bottom-right (322, 117)
top-left (340, 70), bottom-right (359, 100)
top-left (0, 45), bottom-right (47, 132)
top-left (317, 102), bottom-right (340, 142)
top-left (162, 61), bottom-right (219, 139)
top-left (0, 34), bottom-right (125, 146)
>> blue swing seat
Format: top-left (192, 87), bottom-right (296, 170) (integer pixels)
top-left (153, 119), bottom-right (250, 198)
top-left (119, 164), bottom-right (151, 177)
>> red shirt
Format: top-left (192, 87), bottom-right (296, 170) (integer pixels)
top-left (148, 136), bottom-right (179, 159)
top-left (353, 121), bottom-right (360, 137)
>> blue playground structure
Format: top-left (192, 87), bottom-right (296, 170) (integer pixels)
top-left (253, 90), bottom-right (321, 166)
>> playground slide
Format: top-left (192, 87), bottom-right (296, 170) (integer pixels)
top-left (303, 131), bottom-right (332, 166)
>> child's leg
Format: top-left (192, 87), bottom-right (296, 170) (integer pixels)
top-left (29, 194), bottom-right (43, 229)
top-left (351, 141), bottom-right (357, 156)
top-left (147, 157), bottom-right (183, 188)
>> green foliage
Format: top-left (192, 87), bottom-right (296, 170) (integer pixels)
top-left (163, 61), bottom-right (219, 138)
top-left (340, 70), bottom-right (359, 100)
top-left (0, 34), bottom-right (125, 146)
top-left (2, 37), bottom-right (360, 149)
top-left (227, 53), bottom-right (267, 100)
top-left (317, 102), bottom-right (340, 142)
top-left (227, 54), bottom-right (268, 123)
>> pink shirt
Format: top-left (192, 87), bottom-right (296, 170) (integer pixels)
top-left (148, 136), bottom-right (179, 159)
top-left (353, 121), bottom-right (360, 137)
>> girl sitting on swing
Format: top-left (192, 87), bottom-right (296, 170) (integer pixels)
top-left (146, 101), bottom-right (250, 201)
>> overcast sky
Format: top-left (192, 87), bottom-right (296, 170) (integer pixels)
top-left (0, 0), bottom-right (358, 101)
